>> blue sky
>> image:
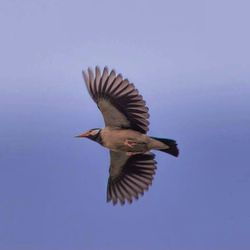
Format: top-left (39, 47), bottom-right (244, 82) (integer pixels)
top-left (0, 0), bottom-right (249, 249)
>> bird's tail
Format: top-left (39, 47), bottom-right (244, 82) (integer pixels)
top-left (150, 137), bottom-right (179, 157)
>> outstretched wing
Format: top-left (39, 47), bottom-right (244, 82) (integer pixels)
top-left (107, 151), bottom-right (157, 205)
top-left (82, 66), bottom-right (150, 134)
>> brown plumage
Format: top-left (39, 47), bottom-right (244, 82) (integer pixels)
top-left (76, 66), bottom-right (179, 205)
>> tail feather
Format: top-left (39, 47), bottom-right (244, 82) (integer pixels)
top-left (151, 137), bottom-right (179, 157)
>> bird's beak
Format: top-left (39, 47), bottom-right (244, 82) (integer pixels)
top-left (75, 132), bottom-right (89, 138)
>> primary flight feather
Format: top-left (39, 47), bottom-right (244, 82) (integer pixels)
top-left (77, 66), bottom-right (179, 205)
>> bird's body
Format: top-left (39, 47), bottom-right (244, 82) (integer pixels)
top-left (100, 127), bottom-right (168, 154)
top-left (77, 66), bottom-right (179, 205)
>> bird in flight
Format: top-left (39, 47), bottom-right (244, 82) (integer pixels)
top-left (76, 66), bottom-right (179, 205)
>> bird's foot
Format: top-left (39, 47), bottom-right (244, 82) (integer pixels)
top-left (124, 139), bottom-right (137, 148)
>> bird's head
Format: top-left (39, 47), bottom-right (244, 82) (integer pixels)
top-left (75, 128), bottom-right (102, 143)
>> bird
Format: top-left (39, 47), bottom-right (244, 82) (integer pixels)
top-left (76, 66), bottom-right (179, 205)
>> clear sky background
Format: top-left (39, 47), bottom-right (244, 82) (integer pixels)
top-left (0, 0), bottom-right (249, 250)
